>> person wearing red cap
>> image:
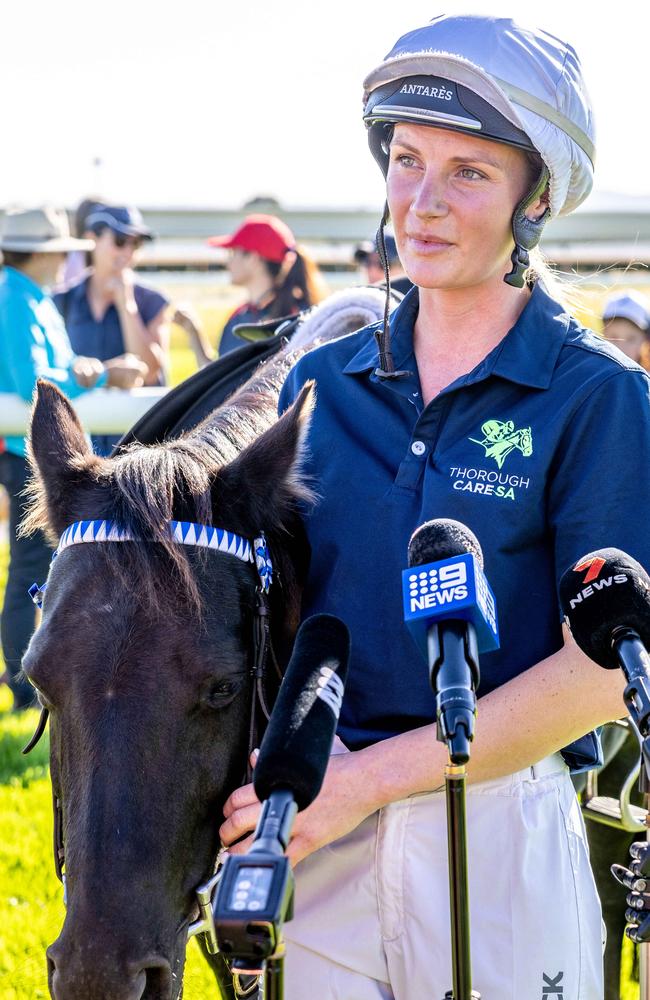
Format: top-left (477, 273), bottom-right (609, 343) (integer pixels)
top-left (208, 213), bottom-right (328, 355)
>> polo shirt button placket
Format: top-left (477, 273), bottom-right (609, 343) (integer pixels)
top-left (411, 440), bottom-right (427, 457)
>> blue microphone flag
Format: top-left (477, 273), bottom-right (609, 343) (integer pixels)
top-left (402, 552), bottom-right (499, 655)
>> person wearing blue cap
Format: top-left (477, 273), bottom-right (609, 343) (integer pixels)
top-left (602, 289), bottom-right (650, 365)
top-left (220, 15), bottom-right (649, 998)
top-left (55, 204), bottom-right (170, 453)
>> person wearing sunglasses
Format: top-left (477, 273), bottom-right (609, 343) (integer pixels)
top-left (54, 204), bottom-right (170, 453)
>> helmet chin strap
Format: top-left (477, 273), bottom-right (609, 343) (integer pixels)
top-left (374, 201), bottom-right (412, 381)
top-left (504, 166), bottom-right (551, 288)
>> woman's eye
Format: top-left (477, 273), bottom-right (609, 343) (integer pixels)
top-left (458, 167), bottom-right (484, 180)
top-left (396, 154), bottom-right (416, 168)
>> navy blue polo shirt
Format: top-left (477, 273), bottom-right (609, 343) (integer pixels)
top-left (279, 283), bottom-right (650, 765)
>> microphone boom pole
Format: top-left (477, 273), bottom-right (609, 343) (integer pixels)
top-left (405, 519), bottom-right (499, 1000)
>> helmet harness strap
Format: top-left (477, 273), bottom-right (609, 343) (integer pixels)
top-left (374, 200), bottom-right (412, 381)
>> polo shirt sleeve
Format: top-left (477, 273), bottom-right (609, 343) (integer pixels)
top-left (135, 285), bottom-right (169, 326)
top-left (548, 367), bottom-right (650, 586)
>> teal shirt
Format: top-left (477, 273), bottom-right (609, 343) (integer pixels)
top-left (0, 267), bottom-right (107, 456)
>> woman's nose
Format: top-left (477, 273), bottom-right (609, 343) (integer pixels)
top-left (412, 170), bottom-right (449, 218)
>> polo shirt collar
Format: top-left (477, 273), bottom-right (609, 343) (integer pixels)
top-left (490, 281), bottom-right (570, 389)
top-left (342, 281), bottom-right (570, 390)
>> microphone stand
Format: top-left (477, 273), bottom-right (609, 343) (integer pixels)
top-left (429, 620), bottom-right (481, 1000)
top-left (612, 628), bottom-right (650, 998)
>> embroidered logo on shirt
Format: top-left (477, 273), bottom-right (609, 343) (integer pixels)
top-left (469, 419), bottom-right (533, 469)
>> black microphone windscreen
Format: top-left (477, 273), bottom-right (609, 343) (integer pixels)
top-left (408, 518), bottom-right (484, 569)
top-left (559, 548), bottom-right (650, 669)
top-left (253, 614), bottom-right (350, 811)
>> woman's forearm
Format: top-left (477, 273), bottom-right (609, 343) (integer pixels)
top-left (357, 631), bottom-right (625, 814)
top-left (115, 301), bottom-right (163, 380)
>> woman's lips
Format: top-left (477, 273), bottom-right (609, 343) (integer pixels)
top-left (406, 234), bottom-right (454, 253)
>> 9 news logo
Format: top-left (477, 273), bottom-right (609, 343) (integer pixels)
top-left (407, 560), bottom-right (469, 612)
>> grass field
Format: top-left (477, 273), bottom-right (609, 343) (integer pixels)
top-left (0, 279), bottom-right (644, 998)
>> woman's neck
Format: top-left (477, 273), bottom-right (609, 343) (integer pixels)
top-left (413, 279), bottom-right (532, 404)
top-left (244, 273), bottom-right (275, 307)
top-left (88, 268), bottom-right (113, 300)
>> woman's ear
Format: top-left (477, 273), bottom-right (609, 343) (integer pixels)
top-left (525, 184), bottom-right (550, 223)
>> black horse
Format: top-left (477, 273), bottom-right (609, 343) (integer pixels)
top-left (21, 370), bottom-right (314, 1000)
top-left (20, 284), bottom-right (389, 1000)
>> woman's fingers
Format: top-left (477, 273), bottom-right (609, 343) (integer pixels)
top-left (220, 775), bottom-right (262, 847)
top-left (219, 801), bottom-right (262, 847)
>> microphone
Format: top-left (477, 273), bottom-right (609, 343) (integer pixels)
top-left (559, 548), bottom-right (650, 741)
top-left (213, 614), bottom-right (350, 969)
top-left (403, 519), bottom-right (499, 763)
top-left (253, 612), bottom-right (350, 813)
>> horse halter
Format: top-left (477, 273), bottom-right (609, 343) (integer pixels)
top-left (23, 517), bottom-right (278, 996)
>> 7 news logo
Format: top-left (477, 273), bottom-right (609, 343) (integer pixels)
top-left (573, 555), bottom-right (606, 584)
top-left (407, 560), bottom-right (469, 612)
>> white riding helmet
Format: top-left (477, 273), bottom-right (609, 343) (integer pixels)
top-left (363, 14), bottom-right (596, 219)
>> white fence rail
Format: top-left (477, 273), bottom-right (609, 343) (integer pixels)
top-left (0, 388), bottom-right (169, 436)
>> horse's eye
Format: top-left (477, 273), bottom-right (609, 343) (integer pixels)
top-left (201, 677), bottom-right (244, 710)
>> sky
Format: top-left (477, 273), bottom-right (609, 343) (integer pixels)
top-left (2, 1), bottom-right (649, 211)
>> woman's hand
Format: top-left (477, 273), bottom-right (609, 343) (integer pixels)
top-left (106, 269), bottom-right (136, 313)
top-left (220, 750), bottom-right (379, 866)
top-left (103, 353), bottom-right (148, 389)
top-left (72, 356), bottom-right (105, 388)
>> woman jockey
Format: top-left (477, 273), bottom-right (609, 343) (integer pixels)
top-left (221, 15), bottom-right (650, 998)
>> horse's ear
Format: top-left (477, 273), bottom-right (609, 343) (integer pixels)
top-left (213, 382), bottom-right (316, 530)
top-left (24, 380), bottom-right (102, 538)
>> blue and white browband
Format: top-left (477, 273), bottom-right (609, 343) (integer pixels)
top-left (29, 518), bottom-right (273, 607)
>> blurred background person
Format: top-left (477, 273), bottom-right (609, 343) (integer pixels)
top-left (55, 203), bottom-right (170, 453)
top-left (353, 231), bottom-right (411, 294)
top-left (601, 289), bottom-right (650, 366)
top-left (0, 205), bottom-right (146, 709)
top-left (208, 213), bottom-right (328, 355)
top-left (59, 195), bottom-right (105, 288)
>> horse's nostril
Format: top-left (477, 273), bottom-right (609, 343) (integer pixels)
top-left (139, 959), bottom-right (173, 1000)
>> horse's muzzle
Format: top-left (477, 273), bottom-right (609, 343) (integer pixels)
top-left (47, 940), bottom-right (174, 1000)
